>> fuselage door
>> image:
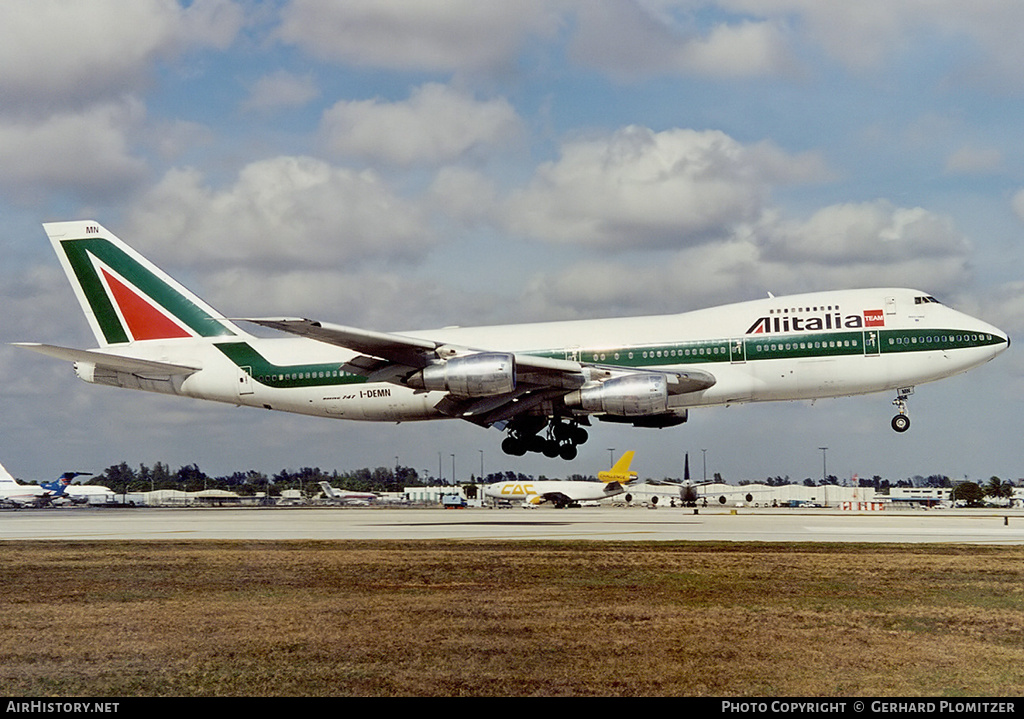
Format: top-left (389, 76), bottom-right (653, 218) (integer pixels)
top-left (237, 366), bottom-right (254, 396)
top-left (863, 330), bottom-right (880, 357)
top-left (885, 296), bottom-right (897, 316)
top-left (730, 338), bottom-right (746, 364)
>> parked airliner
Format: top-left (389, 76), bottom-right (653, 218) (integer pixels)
top-left (0, 461), bottom-right (53, 507)
top-left (16, 222), bottom-right (1009, 460)
top-left (484, 451), bottom-right (638, 507)
top-left (318, 481), bottom-right (378, 505)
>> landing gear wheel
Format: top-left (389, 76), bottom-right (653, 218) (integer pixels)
top-left (502, 418), bottom-right (590, 459)
top-left (890, 387), bottom-right (913, 433)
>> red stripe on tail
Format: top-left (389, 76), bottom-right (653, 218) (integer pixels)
top-left (102, 269), bottom-right (191, 340)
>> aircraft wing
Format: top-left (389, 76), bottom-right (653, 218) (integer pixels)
top-left (539, 491), bottom-right (574, 506)
top-left (238, 317), bottom-right (716, 426)
top-left (237, 318), bottom-right (439, 369)
top-left (13, 343), bottom-right (201, 376)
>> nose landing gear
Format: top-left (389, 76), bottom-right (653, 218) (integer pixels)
top-left (891, 387), bottom-right (913, 432)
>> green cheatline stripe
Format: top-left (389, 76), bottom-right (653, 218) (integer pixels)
top-left (215, 328), bottom-right (1003, 391)
top-left (216, 342), bottom-right (366, 389)
top-left (59, 237), bottom-right (235, 344)
top-left (547, 328), bottom-right (1003, 367)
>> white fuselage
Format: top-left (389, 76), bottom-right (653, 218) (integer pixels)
top-left (0, 477), bottom-right (50, 506)
top-left (80, 287), bottom-right (1008, 424)
top-left (483, 480), bottom-right (624, 505)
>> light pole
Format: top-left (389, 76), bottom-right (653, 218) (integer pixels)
top-left (819, 447), bottom-right (829, 507)
top-left (701, 448), bottom-right (707, 483)
top-left (608, 448), bottom-right (615, 465)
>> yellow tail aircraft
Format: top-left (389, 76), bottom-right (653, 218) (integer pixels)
top-left (484, 451), bottom-right (638, 508)
top-left (597, 450), bottom-right (638, 484)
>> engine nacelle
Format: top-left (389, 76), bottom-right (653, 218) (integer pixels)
top-left (409, 352), bottom-right (516, 397)
top-left (566, 373), bottom-right (669, 416)
top-left (599, 410), bottom-right (688, 428)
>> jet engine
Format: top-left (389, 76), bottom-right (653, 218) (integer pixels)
top-left (565, 373), bottom-right (669, 416)
top-left (408, 352), bottom-right (516, 397)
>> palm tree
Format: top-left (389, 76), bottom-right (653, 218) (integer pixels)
top-left (984, 476), bottom-right (1014, 504)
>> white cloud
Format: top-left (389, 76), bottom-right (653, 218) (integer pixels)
top-left (277, 0), bottom-right (559, 73)
top-left (1012, 189), bottom-right (1024, 224)
top-left (0, 0), bottom-right (242, 110)
top-left (320, 83), bottom-right (523, 165)
top-left (0, 99), bottom-right (148, 201)
top-left (568, 3), bottom-right (797, 79)
top-left (515, 200), bottom-right (972, 321)
top-left (944, 145), bottom-right (1004, 176)
top-left (723, 0), bottom-right (1024, 89)
top-left (502, 125), bottom-right (828, 248)
top-left (125, 156), bottom-right (434, 270)
top-left (762, 201), bottom-right (970, 264)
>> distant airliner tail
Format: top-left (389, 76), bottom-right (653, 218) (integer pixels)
top-left (598, 450), bottom-right (638, 484)
top-left (42, 221), bottom-right (244, 347)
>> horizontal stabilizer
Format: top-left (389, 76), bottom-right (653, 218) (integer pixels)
top-left (13, 343), bottom-right (200, 376)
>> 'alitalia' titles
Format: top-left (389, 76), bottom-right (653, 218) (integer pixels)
top-left (745, 309), bottom-right (884, 335)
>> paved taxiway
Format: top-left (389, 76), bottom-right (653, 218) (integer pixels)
top-left (3, 506), bottom-right (1024, 543)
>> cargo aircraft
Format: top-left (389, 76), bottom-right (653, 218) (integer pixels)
top-left (484, 450), bottom-right (638, 508)
top-left (16, 222), bottom-right (1010, 461)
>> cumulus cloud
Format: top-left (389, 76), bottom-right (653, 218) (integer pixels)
top-left (320, 83), bottom-right (523, 165)
top-left (0, 99), bottom-right (148, 201)
top-left (514, 200), bottom-right (972, 321)
top-left (125, 156), bottom-right (434, 270)
top-left (0, 0), bottom-right (242, 111)
top-left (723, 0), bottom-right (1024, 89)
top-left (568, 2), bottom-right (797, 79)
top-left (761, 201), bottom-right (970, 264)
top-left (502, 125), bottom-right (828, 249)
top-left (277, 0), bottom-right (559, 73)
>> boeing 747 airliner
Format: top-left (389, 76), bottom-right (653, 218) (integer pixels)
top-left (17, 222), bottom-right (1009, 460)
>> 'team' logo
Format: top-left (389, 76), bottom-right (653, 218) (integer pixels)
top-left (745, 310), bottom-right (884, 335)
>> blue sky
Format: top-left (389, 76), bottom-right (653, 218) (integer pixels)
top-left (2, 0), bottom-right (1024, 485)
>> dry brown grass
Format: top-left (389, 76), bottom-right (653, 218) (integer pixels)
top-left (1, 541), bottom-right (1023, 696)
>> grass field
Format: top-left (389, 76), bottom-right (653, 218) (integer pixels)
top-left (1, 540), bottom-right (1023, 697)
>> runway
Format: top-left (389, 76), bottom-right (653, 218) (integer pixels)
top-left (3, 505), bottom-right (1024, 543)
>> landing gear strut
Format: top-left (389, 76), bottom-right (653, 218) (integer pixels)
top-left (502, 417), bottom-right (589, 460)
top-left (891, 387), bottom-right (913, 433)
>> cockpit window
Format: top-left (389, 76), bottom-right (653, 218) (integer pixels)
top-left (914, 296), bottom-right (942, 305)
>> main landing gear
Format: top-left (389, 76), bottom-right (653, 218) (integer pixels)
top-left (891, 387), bottom-right (913, 433)
top-left (501, 417), bottom-right (589, 460)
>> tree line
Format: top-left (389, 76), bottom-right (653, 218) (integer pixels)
top-left (66, 461), bottom-right (1019, 504)
top-left (80, 462), bottom-right (549, 497)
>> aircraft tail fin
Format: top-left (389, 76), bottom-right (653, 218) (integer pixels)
top-left (43, 221), bottom-right (245, 347)
top-left (318, 481), bottom-right (338, 498)
top-left (598, 450), bottom-right (638, 484)
top-left (0, 461), bottom-right (14, 482)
